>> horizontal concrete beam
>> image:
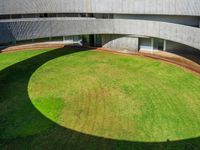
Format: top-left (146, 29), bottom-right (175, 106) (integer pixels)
top-left (0, 18), bottom-right (200, 50)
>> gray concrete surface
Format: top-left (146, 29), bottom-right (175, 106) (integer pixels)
top-left (0, 18), bottom-right (199, 50)
top-left (0, 0), bottom-right (200, 16)
top-left (101, 35), bottom-right (139, 51)
top-left (0, 0), bottom-right (199, 52)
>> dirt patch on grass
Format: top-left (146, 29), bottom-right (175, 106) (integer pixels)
top-left (0, 43), bottom-right (66, 53)
top-left (97, 48), bottom-right (200, 76)
top-left (1, 44), bottom-right (200, 76)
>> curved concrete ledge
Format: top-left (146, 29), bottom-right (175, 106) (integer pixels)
top-left (0, 18), bottom-right (200, 50)
top-left (0, 0), bottom-right (200, 16)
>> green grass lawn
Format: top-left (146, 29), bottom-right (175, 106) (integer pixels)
top-left (1, 47), bottom-right (200, 149)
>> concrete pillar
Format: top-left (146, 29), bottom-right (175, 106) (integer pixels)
top-left (151, 38), bottom-right (154, 50)
top-left (163, 40), bottom-right (167, 51)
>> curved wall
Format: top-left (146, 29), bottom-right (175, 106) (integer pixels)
top-left (0, 0), bottom-right (199, 51)
top-left (0, 0), bottom-right (200, 16)
top-left (0, 18), bottom-right (199, 50)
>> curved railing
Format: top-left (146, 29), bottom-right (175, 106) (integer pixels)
top-left (0, 18), bottom-right (200, 50)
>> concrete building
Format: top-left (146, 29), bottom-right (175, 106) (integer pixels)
top-left (0, 0), bottom-right (200, 52)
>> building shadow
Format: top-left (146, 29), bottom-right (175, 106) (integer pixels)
top-left (0, 23), bottom-right (16, 49)
top-left (166, 48), bottom-right (200, 65)
top-left (0, 46), bottom-right (199, 150)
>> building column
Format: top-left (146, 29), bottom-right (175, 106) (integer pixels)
top-left (151, 38), bottom-right (154, 50)
top-left (163, 40), bottom-right (167, 51)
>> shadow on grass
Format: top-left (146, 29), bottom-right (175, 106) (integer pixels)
top-left (0, 46), bottom-right (199, 150)
top-left (166, 49), bottom-right (200, 65)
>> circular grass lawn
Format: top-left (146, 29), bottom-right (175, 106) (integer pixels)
top-left (27, 49), bottom-right (200, 142)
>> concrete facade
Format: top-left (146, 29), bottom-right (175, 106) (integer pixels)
top-left (0, 0), bottom-right (200, 16)
top-left (0, 0), bottom-right (199, 52)
top-left (101, 35), bottom-right (139, 51)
